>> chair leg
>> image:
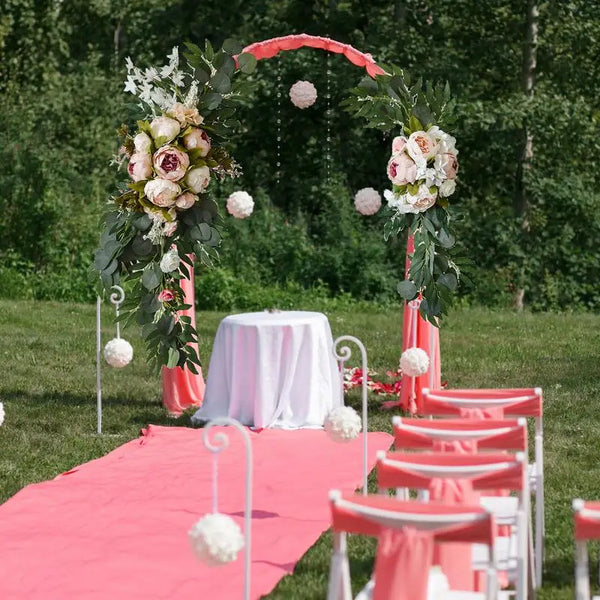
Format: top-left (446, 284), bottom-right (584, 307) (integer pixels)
top-left (327, 533), bottom-right (352, 600)
top-left (575, 540), bottom-right (590, 600)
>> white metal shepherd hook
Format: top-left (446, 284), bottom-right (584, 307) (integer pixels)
top-left (202, 417), bottom-right (253, 600)
top-left (334, 335), bottom-right (369, 496)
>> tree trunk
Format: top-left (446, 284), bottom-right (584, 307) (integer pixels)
top-left (512, 0), bottom-right (538, 311)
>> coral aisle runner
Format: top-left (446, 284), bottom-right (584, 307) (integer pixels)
top-left (0, 425), bottom-right (392, 600)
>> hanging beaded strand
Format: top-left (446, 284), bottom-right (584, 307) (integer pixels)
top-left (325, 52), bottom-right (331, 188)
top-left (276, 56), bottom-right (282, 188)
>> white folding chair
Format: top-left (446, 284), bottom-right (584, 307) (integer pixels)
top-left (376, 450), bottom-right (531, 600)
top-left (328, 490), bottom-right (501, 600)
top-left (422, 386), bottom-right (545, 589)
top-left (573, 499), bottom-right (600, 600)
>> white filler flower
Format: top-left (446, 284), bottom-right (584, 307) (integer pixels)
top-left (189, 513), bottom-right (244, 566)
top-left (354, 187), bottom-right (382, 216)
top-left (324, 406), bottom-right (362, 442)
top-left (103, 338), bottom-right (134, 368)
top-left (226, 191), bottom-right (254, 219)
top-left (399, 347), bottom-right (430, 377)
top-left (289, 80), bottom-right (317, 109)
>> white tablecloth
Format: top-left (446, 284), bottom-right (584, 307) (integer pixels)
top-left (191, 311), bottom-right (343, 429)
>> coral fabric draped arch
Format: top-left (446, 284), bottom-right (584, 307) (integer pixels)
top-left (161, 34), bottom-right (440, 414)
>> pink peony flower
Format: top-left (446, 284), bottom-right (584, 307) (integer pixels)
top-left (407, 130), bottom-right (439, 163)
top-left (387, 153), bottom-right (417, 185)
top-left (158, 289), bottom-right (175, 303)
top-left (391, 136), bottom-right (407, 154)
top-left (443, 153), bottom-right (459, 179)
top-left (128, 152), bottom-right (152, 182)
top-left (175, 192), bottom-right (198, 210)
top-left (153, 145), bottom-right (190, 181)
top-left (144, 178), bottom-right (181, 207)
top-left (163, 221), bottom-right (178, 237)
top-left (182, 128), bottom-right (211, 157)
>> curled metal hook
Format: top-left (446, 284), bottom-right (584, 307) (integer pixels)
top-left (109, 285), bottom-right (125, 307)
top-left (202, 425), bottom-right (230, 454)
top-left (333, 343), bottom-right (352, 362)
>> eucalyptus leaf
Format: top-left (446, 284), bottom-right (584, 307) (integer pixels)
top-left (222, 38), bottom-right (243, 55)
top-left (237, 53), bottom-right (257, 74)
top-left (438, 272), bottom-right (458, 291)
top-left (397, 279), bottom-right (418, 300)
top-left (142, 267), bottom-right (160, 290)
top-left (210, 72), bottom-right (231, 94)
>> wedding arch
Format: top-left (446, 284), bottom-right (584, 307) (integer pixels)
top-left (95, 33), bottom-right (461, 414)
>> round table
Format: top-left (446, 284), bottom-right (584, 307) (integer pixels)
top-left (191, 311), bottom-right (343, 429)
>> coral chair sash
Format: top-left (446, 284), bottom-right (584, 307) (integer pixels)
top-left (575, 502), bottom-right (600, 541)
top-left (161, 263), bottom-right (205, 415)
top-left (393, 418), bottom-right (527, 452)
top-left (241, 34), bottom-right (386, 78)
top-left (330, 494), bottom-right (495, 600)
top-left (423, 388), bottom-right (543, 418)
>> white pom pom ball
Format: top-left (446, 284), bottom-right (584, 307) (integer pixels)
top-left (324, 406), bottom-right (362, 442)
top-left (0, 402), bottom-right (4, 427)
top-left (354, 187), bottom-right (382, 216)
top-left (226, 191), bottom-right (254, 219)
top-left (188, 513), bottom-right (244, 566)
top-left (289, 80), bottom-right (317, 109)
top-left (103, 338), bottom-right (133, 368)
top-left (399, 347), bottom-right (429, 377)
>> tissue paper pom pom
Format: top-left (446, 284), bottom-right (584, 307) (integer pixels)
top-left (0, 402), bottom-right (4, 426)
top-left (289, 80), bottom-right (317, 109)
top-left (324, 406), bottom-right (362, 442)
top-left (103, 338), bottom-right (134, 368)
top-left (354, 187), bottom-right (382, 216)
top-left (399, 347), bottom-right (429, 377)
top-left (188, 513), bottom-right (244, 566)
top-left (226, 191), bottom-right (254, 219)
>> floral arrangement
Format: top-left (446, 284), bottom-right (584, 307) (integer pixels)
top-left (93, 40), bottom-right (257, 371)
top-left (344, 68), bottom-right (465, 321)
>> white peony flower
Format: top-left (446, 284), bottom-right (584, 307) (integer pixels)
top-left (127, 152), bottom-right (152, 182)
top-left (189, 513), bottom-right (244, 566)
top-left (0, 402), bottom-right (4, 426)
top-left (354, 187), bottom-right (382, 216)
top-left (133, 132), bottom-right (153, 154)
top-left (185, 166), bottom-right (211, 193)
top-left (289, 80), bottom-right (317, 109)
top-left (399, 347), bottom-right (429, 377)
top-left (407, 184), bottom-right (437, 212)
top-left (149, 115), bottom-right (180, 143)
top-left (160, 247), bottom-right (181, 273)
top-left (324, 406), bottom-right (362, 442)
top-left (226, 191), bottom-right (254, 219)
top-left (439, 179), bottom-right (456, 198)
top-left (428, 126), bottom-right (457, 155)
top-left (104, 338), bottom-right (134, 368)
top-left (144, 178), bottom-right (181, 207)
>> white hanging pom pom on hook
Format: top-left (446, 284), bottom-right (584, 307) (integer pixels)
top-left (354, 187), bottom-right (382, 216)
top-left (324, 406), bottom-right (362, 442)
top-left (399, 347), bottom-right (429, 377)
top-left (103, 338), bottom-right (133, 368)
top-left (289, 80), bottom-right (317, 109)
top-left (188, 512), bottom-right (244, 566)
top-left (226, 191), bottom-right (254, 219)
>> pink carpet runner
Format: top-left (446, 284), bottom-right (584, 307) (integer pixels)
top-left (0, 425), bottom-right (392, 599)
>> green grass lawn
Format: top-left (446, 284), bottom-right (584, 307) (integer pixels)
top-left (0, 299), bottom-right (599, 598)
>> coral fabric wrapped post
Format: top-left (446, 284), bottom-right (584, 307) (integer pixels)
top-left (92, 41), bottom-right (257, 411)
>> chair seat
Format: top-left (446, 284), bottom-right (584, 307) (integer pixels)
top-left (473, 535), bottom-right (518, 574)
top-left (444, 592), bottom-right (512, 600)
top-left (480, 495), bottom-right (519, 523)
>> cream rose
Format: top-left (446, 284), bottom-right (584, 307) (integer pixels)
top-left (182, 128), bottom-right (211, 157)
top-left (149, 115), bottom-right (180, 143)
top-left (144, 178), bottom-right (181, 207)
top-left (175, 191), bottom-right (198, 210)
top-left (127, 152), bottom-right (152, 182)
top-left (167, 102), bottom-right (203, 126)
top-left (387, 153), bottom-right (417, 185)
top-left (185, 166), bottom-right (211, 193)
top-left (439, 179), bottom-right (456, 198)
top-left (160, 248), bottom-right (181, 273)
top-left (153, 145), bottom-right (189, 181)
top-left (406, 130), bottom-right (439, 164)
top-left (406, 183), bottom-right (438, 212)
top-left (391, 136), bottom-right (408, 154)
top-left (133, 132), bottom-right (153, 154)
